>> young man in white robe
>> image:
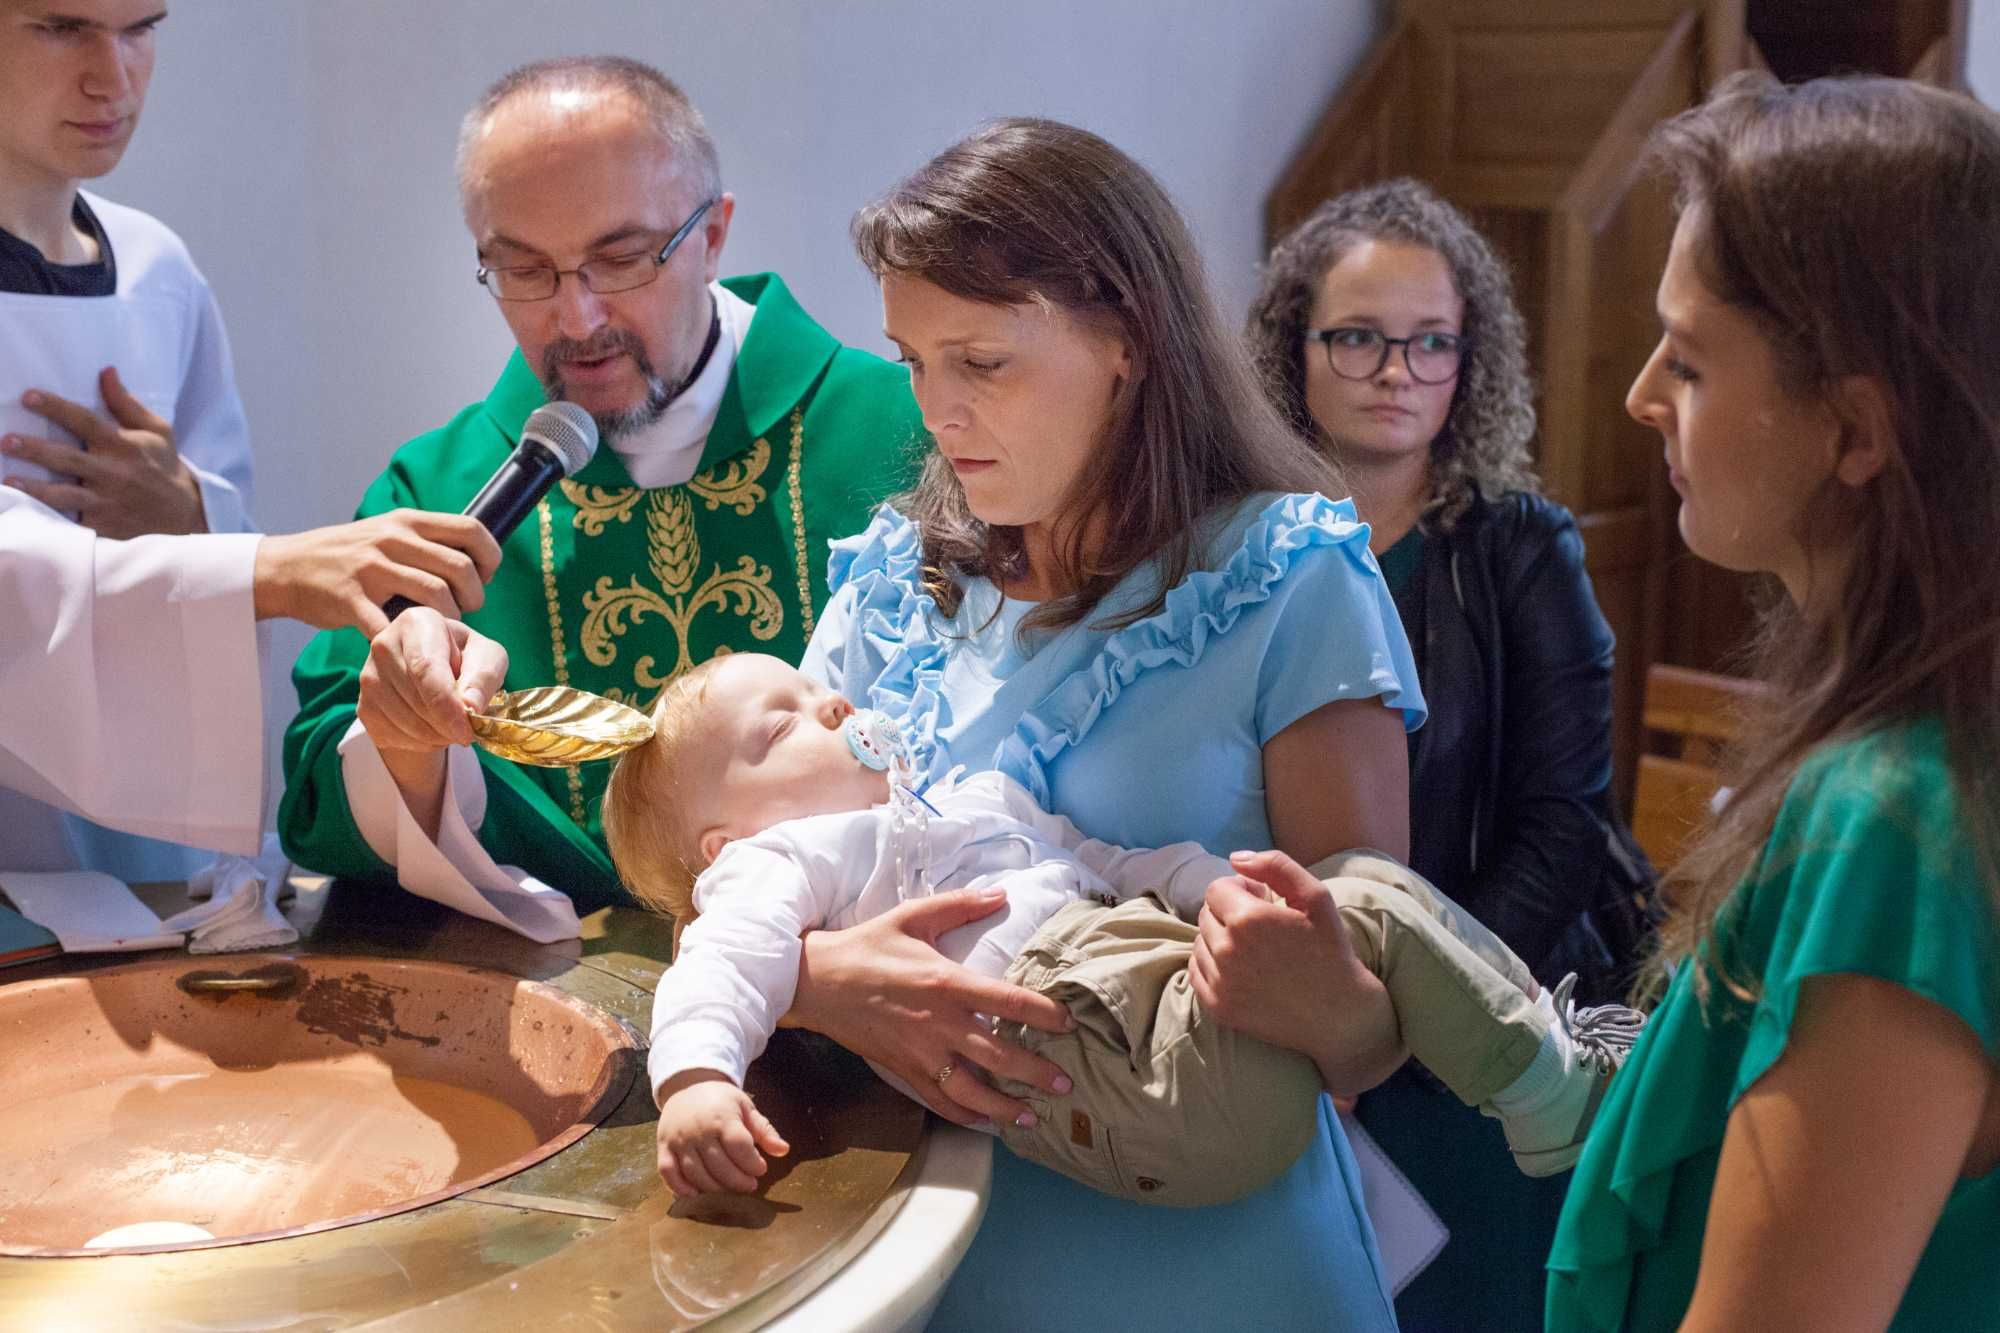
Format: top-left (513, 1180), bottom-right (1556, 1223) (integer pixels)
top-left (0, 1), bottom-right (260, 875)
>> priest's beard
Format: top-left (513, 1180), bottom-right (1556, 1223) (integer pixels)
top-left (543, 330), bottom-right (683, 445)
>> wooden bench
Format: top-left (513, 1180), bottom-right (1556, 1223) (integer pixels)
top-left (1631, 663), bottom-right (1768, 871)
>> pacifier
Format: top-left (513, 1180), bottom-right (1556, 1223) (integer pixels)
top-left (843, 708), bottom-right (910, 774)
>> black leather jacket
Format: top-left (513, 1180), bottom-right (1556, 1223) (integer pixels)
top-left (1401, 491), bottom-right (1649, 993)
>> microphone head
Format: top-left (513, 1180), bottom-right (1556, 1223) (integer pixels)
top-left (521, 402), bottom-right (599, 476)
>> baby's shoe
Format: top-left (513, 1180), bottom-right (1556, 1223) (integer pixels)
top-left (1489, 973), bottom-right (1646, 1177)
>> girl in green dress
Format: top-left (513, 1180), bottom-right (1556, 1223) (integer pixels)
top-left (1545, 73), bottom-right (2000, 1331)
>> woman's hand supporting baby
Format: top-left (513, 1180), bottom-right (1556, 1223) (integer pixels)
top-left (787, 886), bottom-right (1077, 1128)
top-left (656, 1069), bottom-right (791, 1196)
top-left (1193, 849), bottom-right (1408, 1098)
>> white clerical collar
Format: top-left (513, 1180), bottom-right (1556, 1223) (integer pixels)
top-left (609, 282), bottom-right (756, 490)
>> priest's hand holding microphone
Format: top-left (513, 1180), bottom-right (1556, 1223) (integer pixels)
top-left (355, 404), bottom-right (599, 837)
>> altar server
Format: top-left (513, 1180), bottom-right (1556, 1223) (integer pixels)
top-left (0, 0), bottom-right (259, 876)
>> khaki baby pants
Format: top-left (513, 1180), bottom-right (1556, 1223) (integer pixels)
top-left (990, 848), bottom-right (1548, 1207)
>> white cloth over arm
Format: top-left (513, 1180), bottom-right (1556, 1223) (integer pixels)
top-left (0, 490), bottom-right (265, 860)
top-left (334, 724), bottom-right (582, 944)
top-left (167, 247), bottom-right (253, 535)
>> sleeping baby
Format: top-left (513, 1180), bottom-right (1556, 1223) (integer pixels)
top-left (602, 653), bottom-right (1641, 1206)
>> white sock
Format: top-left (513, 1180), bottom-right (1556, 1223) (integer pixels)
top-left (1488, 990), bottom-right (1572, 1117)
top-left (1484, 987), bottom-right (1604, 1162)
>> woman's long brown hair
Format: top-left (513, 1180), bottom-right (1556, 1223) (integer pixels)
top-left (853, 118), bottom-right (1336, 633)
top-left (1649, 74), bottom-right (2000, 997)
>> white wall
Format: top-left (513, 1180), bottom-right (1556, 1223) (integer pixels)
top-left (1970, 0), bottom-right (2000, 104)
top-left (101, 0), bottom-right (1386, 538)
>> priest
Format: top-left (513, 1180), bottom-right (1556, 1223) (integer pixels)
top-left (278, 57), bottom-right (923, 928)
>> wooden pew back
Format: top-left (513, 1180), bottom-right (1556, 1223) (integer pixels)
top-left (1632, 662), bottom-right (1766, 870)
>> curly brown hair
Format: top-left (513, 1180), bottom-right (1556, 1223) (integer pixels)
top-left (1247, 178), bottom-right (1538, 531)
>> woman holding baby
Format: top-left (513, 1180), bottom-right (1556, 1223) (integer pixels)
top-left (780, 119), bottom-right (1426, 1329)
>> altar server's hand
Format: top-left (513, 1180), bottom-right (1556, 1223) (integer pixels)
top-left (788, 889), bottom-right (1076, 1128)
top-left (357, 607), bottom-right (509, 754)
top-left (656, 1071), bottom-right (789, 1196)
top-left (1, 368), bottom-right (205, 538)
top-left (253, 510), bottom-right (502, 636)
top-left (1192, 849), bottom-right (1405, 1098)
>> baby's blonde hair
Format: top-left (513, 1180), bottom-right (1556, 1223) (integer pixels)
top-left (601, 656), bottom-right (729, 943)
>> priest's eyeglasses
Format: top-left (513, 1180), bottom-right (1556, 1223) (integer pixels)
top-left (476, 197), bottom-right (720, 302)
top-left (1310, 326), bottom-right (1468, 385)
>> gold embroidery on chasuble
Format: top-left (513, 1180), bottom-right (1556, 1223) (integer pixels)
top-left (545, 409), bottom-right (814, 721)
top-left (687, 436), bottom-right (769, 515)
top-left (563, 484), bottom-right (645, 536)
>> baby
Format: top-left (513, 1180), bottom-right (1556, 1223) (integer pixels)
top-left (603, 653), bottom-right (1642, 1207)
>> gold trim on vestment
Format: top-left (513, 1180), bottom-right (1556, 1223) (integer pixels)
top-left (534, 499), bottom-right (589, 825)
top-left (786, 409), bottom-right (816, 642)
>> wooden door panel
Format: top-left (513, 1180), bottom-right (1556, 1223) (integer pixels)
top-left (1453, 28), bottom-right (1672, 166)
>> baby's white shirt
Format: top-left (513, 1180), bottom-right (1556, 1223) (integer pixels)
top-left (646, 768), bottom-right (1232, 1099)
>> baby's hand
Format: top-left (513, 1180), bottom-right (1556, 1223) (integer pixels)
top-left (655, 1070), bottom-right (791, 1196)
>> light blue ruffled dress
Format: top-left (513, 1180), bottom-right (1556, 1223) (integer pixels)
top-left (800, 491), bottom-right (1425, 1331)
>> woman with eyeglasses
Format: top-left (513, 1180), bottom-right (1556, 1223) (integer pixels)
top-left (1248, 177), bottom-right (1654, 1333)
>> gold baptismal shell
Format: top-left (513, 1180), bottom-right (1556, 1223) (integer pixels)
top-left (469, 686), bottom-right (655, 767)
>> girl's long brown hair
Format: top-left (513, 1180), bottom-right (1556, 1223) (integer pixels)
top-left (1651, 74), bottom-right (2000, 994)
top-left (852, 118), bottom-right (1336, 633)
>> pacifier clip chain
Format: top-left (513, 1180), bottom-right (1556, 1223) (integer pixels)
top-left (845, 708), bottom-right (935, 896)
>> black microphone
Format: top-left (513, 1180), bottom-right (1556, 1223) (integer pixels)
top-left (383, 401), bottom-right (598, 620)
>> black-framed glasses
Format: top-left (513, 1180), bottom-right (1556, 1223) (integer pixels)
top-left (1310, 326), bottom-right (1468, 385)
top-left (476, 196), bottom-right (720, 302)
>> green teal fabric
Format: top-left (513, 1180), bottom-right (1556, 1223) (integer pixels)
top-left (1547, 717), bottom-right (2000, 1331)
top-left (278, 273), bottom-right (923, 909)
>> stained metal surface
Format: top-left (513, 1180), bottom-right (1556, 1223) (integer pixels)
top-left (0, 880), bottom-right (927, 1329)
top-left (0, 953), bottom-right (639, 1256)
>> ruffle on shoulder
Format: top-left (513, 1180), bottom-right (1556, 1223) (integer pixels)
top-left (993, 492), bottom-right (1390, 808)
top-left (825, 505), bottom-right (954, 781)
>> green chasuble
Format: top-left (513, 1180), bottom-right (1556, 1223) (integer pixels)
top-left (279, 273), bottom-right (923, 909)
